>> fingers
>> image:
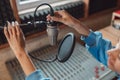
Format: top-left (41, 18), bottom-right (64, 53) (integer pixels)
top-left (15, 21), bottom-right (21, 36)
top-left (46, 10), bottom-right (65, 22)
top-left (4, 26), bottom-right (9, 40)
top-left (4, 21), bottom-right (21, 39)
top-left (107, 49), bottom-right (115, 53)
top-left (46, 14), bottom-right (62, 22)
top-left (107, 49), bottom-right (116, 56)
top-left (46, 14), bottom-right (51, 21)
top-left (11, 21), bottom-right (16, 37)
top-left (52, 16), bottom-right (63, 22)
top-left (56, 10), bottom-right (66, 15)
top-left (7, 21), bottom-right (13, 36)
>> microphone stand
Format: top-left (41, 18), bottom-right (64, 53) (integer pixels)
top-left (0, 3), bottom-right (59, 63)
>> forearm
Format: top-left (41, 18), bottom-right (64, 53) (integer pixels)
top-left (4, 22), bottom-right (36, 76)
top-left (16, 50), bottom-right (36, 76)
top-left (72, 19), bottom-right (90, 36)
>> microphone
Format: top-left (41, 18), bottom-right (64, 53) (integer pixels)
top-left (0, 20), bottom-right (59, 46)
top-left (47, 21), bottom-right (58, 46)
top-left (19, 21), bottom-right (59, 46)
top-left (32, 20), bottom-right (59, 46)
top-left (0, 3), bottom-right (58, 46)
top-left (33, 3), bottom-right (59, 46)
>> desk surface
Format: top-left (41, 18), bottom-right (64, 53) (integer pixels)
top-left (99, 25), bottom-right (120, 46)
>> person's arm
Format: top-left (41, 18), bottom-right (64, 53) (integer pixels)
top-left (4, 21), bottom-right (51, 80)
top-left (47, 10), bottom-right (112, 66)
top-left (4, 21), bottom-right (35, 76)
top-left (81, 31), bottom-right (112, 66)
top-left (47, 10), bottom-right (90, 36)
top-left (15, 51), bottom-right (36, 76)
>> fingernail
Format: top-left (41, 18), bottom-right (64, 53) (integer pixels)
top-left (12, 21), bottom-right (15, 27)
top-left (7, 21), bottom-right (10, 27)
top-left (15, 21), bottom-right (19, 25)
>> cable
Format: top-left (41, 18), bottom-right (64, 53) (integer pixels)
top-left (33, 3), bottom-right (54, 27)
top-left (29, 3), bottom-right (57, 62)
top-left (29, 53), bottom-right (57, 62)
top-left (0, 3), bottom-right (54, 29)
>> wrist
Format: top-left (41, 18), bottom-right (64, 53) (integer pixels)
top-left (69, 17), bottom-right (79, 28)
top-left (72, 20), bottom-right (90, 36)
top-left (14, 49), bottom-right (27, 58)
top-left (14, 50), bottom-right (36, 76)
top-left (70, 18), bottom-right (80, 28)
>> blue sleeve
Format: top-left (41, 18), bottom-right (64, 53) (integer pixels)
top-left (118, 77), bottom-right (120, 80)
top-left (81, 30), bottom-right (112, 66)
top-left (25, 70), bottom-right (50, 80)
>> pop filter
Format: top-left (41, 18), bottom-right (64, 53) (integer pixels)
top-left (29, 33), bottom-right (76, 62)
top-left (57, 33), bottom-right (75, 62)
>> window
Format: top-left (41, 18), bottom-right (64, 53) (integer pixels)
top-left (16, 0), bottom-right (65, 13)
top-left (16, 0), bottom-right (81, 15)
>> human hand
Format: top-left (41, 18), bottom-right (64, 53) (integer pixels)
top-left (47, 10), bottom-right (78, 28)
top-left (107, 38), bottom-right (120, 72)
top-left (47, 10), bottom-right (90, 36)
top-left (4, 21), bottom-right (26, 56)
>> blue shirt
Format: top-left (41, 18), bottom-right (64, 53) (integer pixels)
top-left (26, 70), bottom-right (50, 80)
top-left (81, 30), bottom-right (112, 66)
top-left (26, 31), bottom-right (119, 80)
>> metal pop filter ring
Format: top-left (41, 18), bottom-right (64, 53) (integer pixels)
top-left (29, 32), bottom-right (76, 63)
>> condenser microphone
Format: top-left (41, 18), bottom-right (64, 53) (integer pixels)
top-left (47, 21), bottom-right (58, 46)
top-left (33, 3), bottom-right (58, 46)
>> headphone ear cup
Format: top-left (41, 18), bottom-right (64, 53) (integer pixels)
top-left (57, 33), bottom-right (76, 62)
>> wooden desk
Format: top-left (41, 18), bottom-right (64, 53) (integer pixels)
top-left (99, 25), bottom-right (120, 46)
